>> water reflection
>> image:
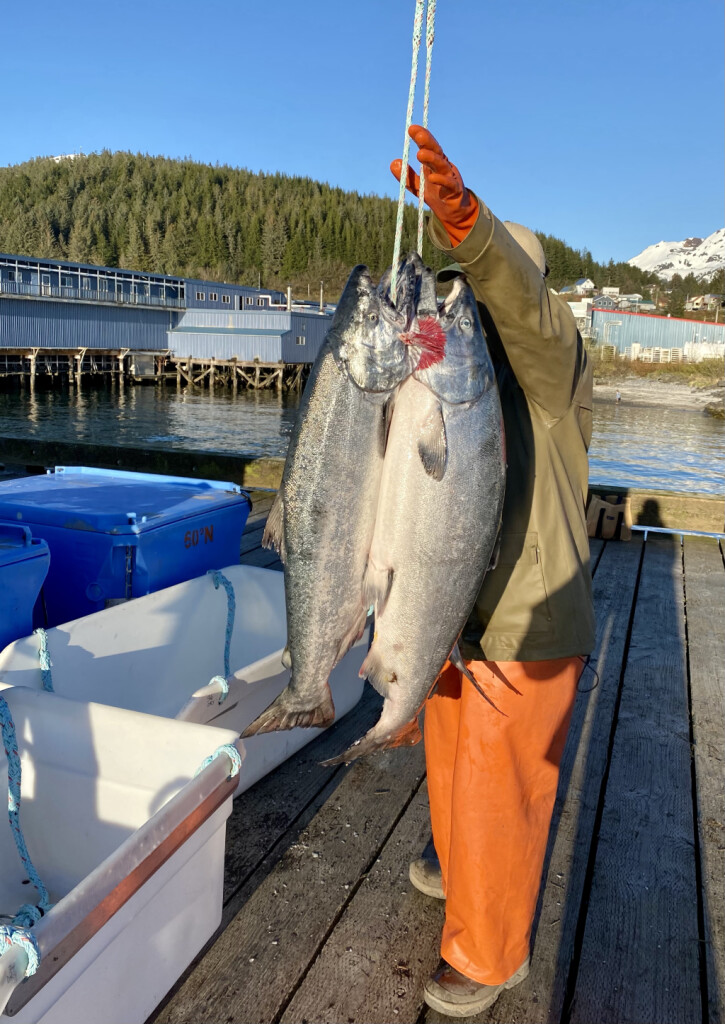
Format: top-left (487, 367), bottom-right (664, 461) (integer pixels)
top-left (1, 384), bottom-right (723, 494)
top-left (589, 401), bottom-right (724, 494)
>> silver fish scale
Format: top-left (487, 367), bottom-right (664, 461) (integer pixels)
top-left (280, 347), bottom-right (384, 708)
top-left (372, 378), bottom-right (504, 731)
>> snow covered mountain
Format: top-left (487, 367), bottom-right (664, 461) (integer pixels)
top-left (628, 229), bottom-right (724, 282)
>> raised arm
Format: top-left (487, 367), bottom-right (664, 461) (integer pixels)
top-left (392, 126), bottom-right (582, 419)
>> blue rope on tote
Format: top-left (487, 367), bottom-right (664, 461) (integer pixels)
top-left (0, 694), bottom-right (53, 977)
top-left (195, 743), bottom-right (242, 780)
top-left (209, 675), bottom-right (229, 705)
top-left (208, 570), bottom-right (236, 686)
top-left (33, 628), bottom-right (53, 692)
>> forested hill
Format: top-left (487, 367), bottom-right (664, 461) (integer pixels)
top-left (0, 151), bottom-right (659, 297)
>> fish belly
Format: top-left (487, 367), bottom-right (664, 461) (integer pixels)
top-left (366, 377), bottom-right (504, 728)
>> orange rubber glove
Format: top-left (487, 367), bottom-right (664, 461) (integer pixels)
top-left (390, 125), bottom-right (479, 247)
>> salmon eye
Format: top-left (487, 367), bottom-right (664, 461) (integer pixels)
top-left (460, 316), bottom-right (472, 329)
top-left (368, 312), bottom-right (379, 323)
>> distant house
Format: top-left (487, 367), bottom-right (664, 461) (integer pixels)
top-left (574, 277), bottom-right (596, 294)
top-left (618, 294), bottom-right (645, 311)
top-left (591, 295), bottom-right (619, 311)
top-left (601, 286), bottom-right (620, 297)
top-left (559, 285), bottom-right (576, 294)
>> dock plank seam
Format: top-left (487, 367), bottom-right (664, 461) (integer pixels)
top-left (683, 537), bottom-right (725, 1024)
top-left (682, 540), bottom-right (713, 1024)
top-left (567, 535), bottom-right (701, 1023)
top-left (271, 770), bottom-right (429, 1024)
top-left (560, 534), bottom-right (646, 1024)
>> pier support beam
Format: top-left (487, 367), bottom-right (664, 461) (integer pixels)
top-left (75, 348), bottom-right (87, 387)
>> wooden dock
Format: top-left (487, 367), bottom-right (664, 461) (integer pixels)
top-left (147, 490), bottom-right (723, 1024)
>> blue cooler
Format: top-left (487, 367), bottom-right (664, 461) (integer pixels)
top-left (0, 467), bottom-right (251, 627)
top-left (0, 523), bottom-right (51, 650)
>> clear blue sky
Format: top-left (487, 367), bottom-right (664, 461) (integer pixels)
top-left (3, 0), bottom-right (723, 263)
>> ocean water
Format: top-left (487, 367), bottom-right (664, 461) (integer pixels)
top-left (0, 384), bottom-right (722, 496)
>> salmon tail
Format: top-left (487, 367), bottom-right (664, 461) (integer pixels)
top-left (261, 490), bottom-right (286, 562)
top-left (320, 716), bottom-right (423, 767)
top-left (241, 681), bottom-right (335, 736)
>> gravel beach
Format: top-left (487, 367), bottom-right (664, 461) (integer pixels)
top-left (593, 376), bottom-right (724, 412)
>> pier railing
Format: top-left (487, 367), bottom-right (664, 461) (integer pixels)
top-left (0, 279), bottom-right (184, 309)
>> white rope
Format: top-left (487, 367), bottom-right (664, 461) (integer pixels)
top-left (391, 0), bottom-right (425, 295)
top-left (417, 0), bottom-right (437, 255)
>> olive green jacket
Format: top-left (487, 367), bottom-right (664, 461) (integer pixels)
top-left (429, 198), bottom-right (596, 661)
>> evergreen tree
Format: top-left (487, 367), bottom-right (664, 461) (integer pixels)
top-left (0, 150), bottom-right (703, 300)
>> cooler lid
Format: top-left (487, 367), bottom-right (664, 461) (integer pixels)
top-left (0, 522), bottom-right (50, 567)
top-left (0, 468), bottom-right (250, 535)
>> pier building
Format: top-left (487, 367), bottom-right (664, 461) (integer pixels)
top-left (590, 307), bottom-right (725, 361)
top-left (0, 252), bottom-right (332, 388)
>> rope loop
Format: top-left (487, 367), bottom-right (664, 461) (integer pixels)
top-left (417, 0), bottom-right (437, 255)
top-left (195, 743), bottom-right (242, 780)
top-left (0, 925), bottom-right (40, 977)
top-left (33, 628), bottom-right (53, 692)
top-left (207, 570), bottom-right (236, 680)
top-left (392, 0), bottom-right (437, 290)
top-left (209, 675), bottom-right (229, 705)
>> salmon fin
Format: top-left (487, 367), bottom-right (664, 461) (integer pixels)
top-left (262, 489), bottom-right (286, 563)
top-left (281, 645), bottom-right (292, 670)
top-left (358, 643), bottom-right (398, 698)
top-left (334, 606), bottom-right (369, 666)
top-left (362, 559), bottom-right (394, 616)
top-left (417, 403), bottom-right (447, 481)
top-left (449, 643), bottom-right (506, 716)
top-left (321, 716), bottom-right (423, 766)
top-left (241, 680), bottom-right (335, 736)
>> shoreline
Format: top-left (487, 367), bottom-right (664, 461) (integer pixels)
top-left (592, 376), bottom-right (724, 412)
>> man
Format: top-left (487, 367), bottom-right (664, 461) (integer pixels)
top-left (390, 126), bottom-right (596, 1017)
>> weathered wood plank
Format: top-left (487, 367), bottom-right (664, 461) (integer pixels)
top-left (684, 536), bottom-right (725, 1024)
top-left (281, 782), bottom-right (444, 1024)
top-left (222, 684), bottom-right (385, 908)
top-left (588, 537), bottom-right (604, 572)
top-left (154, 743), bottom-right (426, 1024)
top-left (240, 520), bottom-right (267, 554)
top-left (245, 490), bottom-right (276, 523)
top-left (474, 537), bottom-right (643, 1023)
top-left (240, 543), bottom-right (282, 570)
top-left (150, 687), bottom-right (388, 1024)
top-left (571, 536), bottom-right (701, 1024)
